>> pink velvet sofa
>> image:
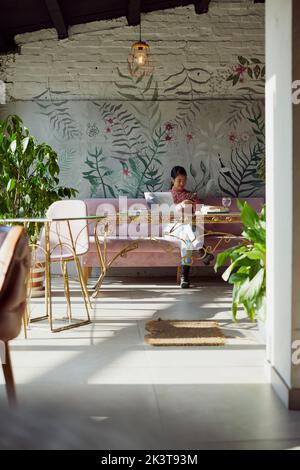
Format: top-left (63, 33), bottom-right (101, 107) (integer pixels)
top-left (82, 197), bottom-right (265, 280)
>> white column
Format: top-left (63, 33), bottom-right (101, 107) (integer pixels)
top-left (266, 0), bottom-right (300, 408)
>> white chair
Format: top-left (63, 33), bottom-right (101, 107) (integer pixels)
top-left (30, 200), bottom-right (92, 333)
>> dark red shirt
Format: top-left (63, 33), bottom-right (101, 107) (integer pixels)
top-left (171, 188), bottom-right (200, 205)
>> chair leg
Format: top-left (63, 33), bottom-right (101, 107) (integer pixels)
top-left (76, 261), bottom-right (93, 310)
top-left (23, 306), bottom-right (28, 339)
top-left (74, 258), bottom-right (91, 322)
top-left (62, 261), bottom-right (72, 322)
top-left (2, 342), bottom-right (17, 407)
top-left (92, 269), bottom-right (107, 298)
top-left (83, 266), bottom-right (92, 284)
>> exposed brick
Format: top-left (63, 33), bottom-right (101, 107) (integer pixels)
top-left (0, 1), bottom-right (265, 102)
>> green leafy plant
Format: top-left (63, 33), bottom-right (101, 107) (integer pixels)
top-left (0, 114), bottom-right (77, 237)
top-left (214, 200), bottom-right (266, 322)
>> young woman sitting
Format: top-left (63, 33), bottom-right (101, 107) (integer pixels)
top-left (170, 165), bottom-right (214, 288)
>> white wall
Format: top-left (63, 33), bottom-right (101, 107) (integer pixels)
top-left (0, 1), bottom-right (266, 202)
top-left (0, 2), bottom-right (265, 101)
top-left (266, 0), bottom-right (293, 399)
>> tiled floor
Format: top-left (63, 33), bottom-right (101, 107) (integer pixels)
top-left (1, 276), bottom-right (300, 450)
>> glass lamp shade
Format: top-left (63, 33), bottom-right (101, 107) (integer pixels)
top-left (128, 40), bottom-right (154, 77)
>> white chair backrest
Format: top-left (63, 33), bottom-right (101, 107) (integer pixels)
top-left (42, 200), bottom-right (89, 258)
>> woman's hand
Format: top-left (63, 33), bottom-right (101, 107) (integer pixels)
top-left (177, 200), bottom-right (196, 214)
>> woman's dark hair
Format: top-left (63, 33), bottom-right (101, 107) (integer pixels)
top-left (170, 166), bottom-right (187, 188)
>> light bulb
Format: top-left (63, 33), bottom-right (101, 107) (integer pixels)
top-left (136, 52), bottom-right (146, 65)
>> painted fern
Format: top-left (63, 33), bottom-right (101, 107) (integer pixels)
top-left (33, 88), bottom-right (81, 140)
top-left (164, 66), bottom-right (211, 128)
top-left (83, 147), bottom-right (116, 198)
top-left (218, 144), bottom-right (264, 197)
top-left (117, 127), bottom-right (167, 197)
top-left (115, 68), bottom-right (161, 137)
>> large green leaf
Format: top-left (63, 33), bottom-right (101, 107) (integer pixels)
top-left (237, 200), bottom-right (259, 228)
top-left (222, 254), bottom-right (246, 282)
top-left (214, 245), bottom-right (244, 272)
top-left (239, 268), bottom-right (265, 303)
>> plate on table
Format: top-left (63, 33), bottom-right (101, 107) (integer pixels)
top-left (197, 206), bottom-right (230, 215)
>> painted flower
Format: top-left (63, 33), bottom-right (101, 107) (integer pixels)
top-left (122, 167), bottom-right (130, 177)
top-left (105, 127), bottom-right (112, 133)
top-left (186, 133), bottom-right (193, 143)
top-left (196, 120), bottom-right (225, 160)
top-left (241, 132), bottom-right (250, 142)
top-left (165, 122), bottom-right (174, 132)
top-left (234, 65), bottom-right (247, 78)
top-left (229, 131), bottom-right (239, 145)
top-left (165, 134), bottom-right (173, 142)
top-left (87, 123), bottom-right (99, 137)
top-left (107, 117), bottom-right (114, 125)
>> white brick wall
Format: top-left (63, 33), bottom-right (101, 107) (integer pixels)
top-left (0, 1), bottom-right (265, 101)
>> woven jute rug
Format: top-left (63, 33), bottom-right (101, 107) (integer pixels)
top-left (145, 319), bottom-right (226, 346)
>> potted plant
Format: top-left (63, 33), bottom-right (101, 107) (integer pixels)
top-left (214, 200), bottom-right (266, 340)
top-left (0, 114), bottom-right (77, 295)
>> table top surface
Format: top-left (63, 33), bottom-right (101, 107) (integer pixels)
top-left (0, 212), bottom-right (242, 223)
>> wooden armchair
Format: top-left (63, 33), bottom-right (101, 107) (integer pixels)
top-left (0, 226), bottom-right (30, 405)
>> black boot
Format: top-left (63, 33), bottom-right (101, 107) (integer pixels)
top-left (180, 265), bottom-right (190, 289)
top-left (199, 247), bottom-right (214, 266)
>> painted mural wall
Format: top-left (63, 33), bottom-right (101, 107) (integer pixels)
top-left (1, 57), bottom-right (265, 199)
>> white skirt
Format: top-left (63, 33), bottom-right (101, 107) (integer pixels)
top-left (163, 222), bottom-right (204, 251)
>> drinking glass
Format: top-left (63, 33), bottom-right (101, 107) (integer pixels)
top-left (222, 197), bottom-right (232, 210)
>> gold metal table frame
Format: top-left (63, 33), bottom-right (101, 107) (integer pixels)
top-left (91, 211), bottom-right (245, 298)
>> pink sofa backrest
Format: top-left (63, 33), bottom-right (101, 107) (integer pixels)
top-left (202, 197), bottom-right (265, 236)
top-left (203, 197), bottom-right (265, 213)
top-left (84, 197), bottom-right (265, 237)
top-left (84, 198), bottom-right (148, 235)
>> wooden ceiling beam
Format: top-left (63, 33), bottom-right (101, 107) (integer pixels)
top-left (127, 0), bottom-right (141, 26)
top-left (45, 0), bottom-right (68, 39)
top-left (0, 33), bottom-right (16, 54)
top-left (194, 0), bottom-right (211, 15)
